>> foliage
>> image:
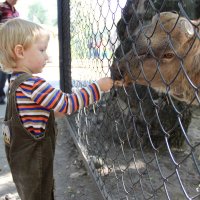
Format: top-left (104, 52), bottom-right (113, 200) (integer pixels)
top-left (28, 2), bottom-right (47, 24)
top-left (70, 0), bottom-right (92, 59)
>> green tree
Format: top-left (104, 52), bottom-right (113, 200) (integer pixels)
top-left (28, 2), bottom-right (47, 24)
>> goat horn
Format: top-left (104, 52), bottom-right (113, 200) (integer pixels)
top-left (180, 19), bottom-right (194, 38)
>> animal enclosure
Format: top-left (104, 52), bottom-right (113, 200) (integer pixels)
top-left (58, 0), bottom-right (200, 199)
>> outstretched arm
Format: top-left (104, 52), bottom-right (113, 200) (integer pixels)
top-left (20, 76), bottom-right (114, 115)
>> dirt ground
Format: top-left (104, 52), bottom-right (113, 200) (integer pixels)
top-left (0, 102), bottom-right (199, 200)
top-left (0, 108), bottom-right (102, 200)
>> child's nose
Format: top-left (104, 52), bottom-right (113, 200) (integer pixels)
top-left (45, 53), bottom-right (49, 61)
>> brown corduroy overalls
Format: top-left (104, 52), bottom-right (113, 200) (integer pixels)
top-left (2, 73), bottom-right (57, 200)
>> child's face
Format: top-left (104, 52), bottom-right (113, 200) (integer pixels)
top-left (22, 35), bottom-right (49, 74)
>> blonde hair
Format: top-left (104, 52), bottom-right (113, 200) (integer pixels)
top-left (0, 18), bottom-right (49, 72)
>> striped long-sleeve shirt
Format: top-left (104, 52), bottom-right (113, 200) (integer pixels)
top-left (11, 73), bottom-right (101, 138)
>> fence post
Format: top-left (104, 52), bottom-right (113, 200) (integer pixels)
top-left (57, 0), bottom-right (72, 93)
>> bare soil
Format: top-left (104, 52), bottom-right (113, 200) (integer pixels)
top-left (1, 103), bottom-right (199, 200)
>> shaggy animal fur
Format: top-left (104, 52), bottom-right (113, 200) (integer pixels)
top-left (111, 12), bottom-right (200, 105)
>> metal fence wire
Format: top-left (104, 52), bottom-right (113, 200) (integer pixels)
top-left (59, 0), bottom-right (200, 199)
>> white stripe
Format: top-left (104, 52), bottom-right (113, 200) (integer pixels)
top-left (84, 86), bottom-right (93, 105)
top-left (23, 80), bottom-right (35, 86)
top-left (32, 81), bottom-right (48, 97)
top-left (74, 89), bottom-right (84, 110)
top-left (16, 99), bottom-right (33, 103)
top-left (67, 94), bottom-right (72, 114)
top-left (17, 88), bottom-right (32, 98)
top-left (93, 82), bottom-right (102, 100)
top-left (54, 93), bottom-right (65, 112)
top-left (19, 111), bottom-right (50, 117)
top-left (40, 88), bottom-right (57, 107)
top-left (24, 123), bottom-right (46, 129)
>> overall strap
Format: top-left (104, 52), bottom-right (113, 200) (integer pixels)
top-left (9, 73), bottom-right (32, 93)
top-left (5, 73), bottom-right (32, 120)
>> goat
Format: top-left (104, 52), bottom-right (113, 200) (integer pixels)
top-left (111, 12), bottom-right (200, 105)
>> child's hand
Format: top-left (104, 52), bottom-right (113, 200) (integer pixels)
top-left (97, 77), bottom-right (114, 92)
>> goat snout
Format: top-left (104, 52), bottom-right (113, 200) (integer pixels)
top-left (110, 61), bottom-right (125, 81)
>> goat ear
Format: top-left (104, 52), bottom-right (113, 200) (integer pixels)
top-left (179, 19), bottom-right (194, 38)
top-left (191, 19), bottom-right (200, 26)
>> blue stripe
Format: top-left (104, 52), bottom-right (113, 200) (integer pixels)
top-left (18, 107), bottom-right (49, 111)
top-left (70, 96), bottom-right (75, 111)
top-left (35, 84), bottom-right (51, 102)
top-left (21, 88), bottom-right (32, 93)
top-left (16, 96), bottom-right (29, 99)
top-left (29, 77), bottom-right (38, 81)
top-left (81, 92), bottom-right (86, 106)
top-left (46, 90), bottom-right (59, 107)
top-left (23, 119), bottom-right (47, 123)
top-left (59, 101), bottom-right (66, 112)
top-left (89, 85), bottom-right (96, 102)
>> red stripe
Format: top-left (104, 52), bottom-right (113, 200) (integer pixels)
top-left (72, 94), bottom-right (78, 111)
top-left (36, 87), bottom-right (54, 104)
top-left (32, 79), bottom-right (44, 90)
top-left (48, 92), bottom-right (62, 109)
top-left (16, 92), bottom-right (26, 96)
top-left (82, 89), bottom-right (89, 106)
top-left (27, 127), bottom-right (44, 134)
top-left (91, 84), bottom-right (100, 101)
top-left (21, 116), bottom-right (48, 122)
top-left (63, 96), bottom-right (68, 113)
top-left (20, 84), bottom-right (32, 90)
top-left (18, 105), bottom-right (43, 109)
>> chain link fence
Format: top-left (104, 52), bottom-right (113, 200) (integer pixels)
top-left (58, 0), bottom-right (200, 199)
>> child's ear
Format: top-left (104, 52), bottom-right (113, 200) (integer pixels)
top-left (14, 44), bottom-right (24, 59)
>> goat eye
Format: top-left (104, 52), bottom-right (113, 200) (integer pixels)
top-left (163, 53), bottom-right (174, 59)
